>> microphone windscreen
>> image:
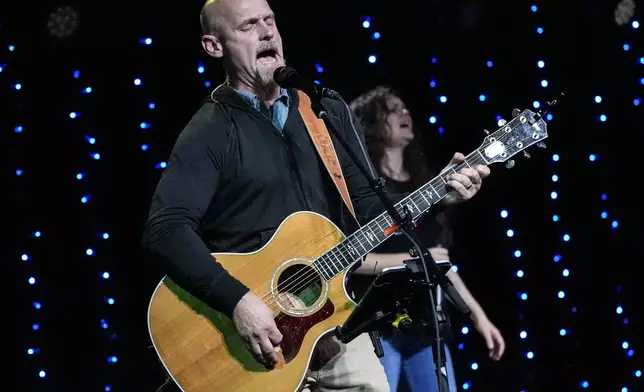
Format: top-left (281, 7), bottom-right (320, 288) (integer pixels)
top-left (273, 66), bottom-right (296, 86)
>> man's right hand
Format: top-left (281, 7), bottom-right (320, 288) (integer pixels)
top-left (232, 291), bottom-right (283, 369)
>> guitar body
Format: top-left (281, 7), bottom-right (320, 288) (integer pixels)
top-left (148, 211), bottom-right (358, 392)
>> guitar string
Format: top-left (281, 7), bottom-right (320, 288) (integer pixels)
top-left (261, 152), bottom-right (491, 310)
top-left (260, 152), bottom-right (491, 312)
top-left (258, 119), bottom-right (539, 310)
top-left (257, 124), bottom-right (526, 302)
top-left (266, 155), bottom-right (485, 316)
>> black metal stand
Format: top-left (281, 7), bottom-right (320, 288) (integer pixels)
top-left (334, 260), bottom-right (455, 392)
top-left (431, 285), bottom-right (453, 392)
top-left (306, 92), bottom-right (470, 392)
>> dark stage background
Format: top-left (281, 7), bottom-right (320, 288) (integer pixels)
top-left (6, 0), bottom-right (642, 391)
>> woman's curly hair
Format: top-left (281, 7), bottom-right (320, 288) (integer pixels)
top-left (350, 86), bottom-right (453, 246)
top-left (349, 85), bottom-right (431, 184)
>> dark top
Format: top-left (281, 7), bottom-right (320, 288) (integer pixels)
top-left (141, 86), bottom-right (443, 318)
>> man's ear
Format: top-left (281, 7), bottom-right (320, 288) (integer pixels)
top-left (202, 35), bottom-right (223, 58)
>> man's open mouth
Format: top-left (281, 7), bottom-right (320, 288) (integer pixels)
top-left (257, 48), bottom-right (278, 64)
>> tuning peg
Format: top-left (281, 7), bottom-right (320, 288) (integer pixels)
top-left (483, 129), bottom-right (490, 135)
top-left (512, 108), bottom-right (521, 117)
top-left (544, 93), bottom-right (563, 110)
top-left (537, 142), bottom-right (547, 149)
top-left (505, 160), bottom-right (515, 169)
top-left (547, 94), bottom-right (563, 106)
top-left (497, 119), bottom-right (507, 127)
top-left (523, 151), bottom-right (531, 159)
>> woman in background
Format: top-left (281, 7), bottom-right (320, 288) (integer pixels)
top-left (348, 86), bottom-right (505, 392)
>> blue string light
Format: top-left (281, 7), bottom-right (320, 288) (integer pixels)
top-left (549, 118), bottom-right (576, 378)
top-left (361, 16), bottom-right (371, 29)
top-left (625, 19), bottom-right (642, 107)
top-left (530, 2), bottom-right (578, 360)
top-left (308, 61), bottom-right (323, 87)
top-left (6, 43), bottom-right (24, 176)
top-left (615, 286), bottom-right (639, 392)
top-left (136, 37), bottom-right (164, 168)
top-left (74, 70), bottom-right (93, 204)
top-left (71, 68), bottom-right (117, 388)
top-left (9, 40), bottom-right (48, 381)
top-left (600, 191), bottom-right (635, 389)
top-left (199, 58), bottom-right (212, 88)
top-left (593, 30), bottom-right (641, 379)
top-left (531, 4), bottom-right (553, 122)
top-left (551, 151), bottom-right (584, 383)
top-left (423, 51), bottom-right (446, 134)
top-left (500, 206), bottom-right (533, 387)
top-left (360, 16), bottom-right (378, 66)
top-left (550, 146), bottom-right (573, 250)
top-left (599, 193), bottom-right (619, 231)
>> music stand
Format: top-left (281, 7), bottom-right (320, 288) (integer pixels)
top-left (336, 259), bottom-right (454, 350)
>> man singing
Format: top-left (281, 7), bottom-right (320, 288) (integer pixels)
top-left (142, 0), bottom-right (490, 390)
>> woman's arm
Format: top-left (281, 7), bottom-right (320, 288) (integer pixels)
top-left (446, 268), bottom-right (506, 360)
top-left (353, 247), bottom-right (450, 276)
top-left (351, 252), bottom-right (410, 276)
top-left (445, 269), bottom-right (485, 321)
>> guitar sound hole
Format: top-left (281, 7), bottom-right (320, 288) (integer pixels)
top-left (275, 263), bottom-right (325, 316)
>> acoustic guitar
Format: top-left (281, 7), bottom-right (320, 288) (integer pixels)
top-left (147, 107), bottom-right (550, 391)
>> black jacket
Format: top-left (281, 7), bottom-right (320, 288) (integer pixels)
top-left (142, 86), bottom-right (434, 317)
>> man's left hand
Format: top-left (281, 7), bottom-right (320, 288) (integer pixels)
top-left (441, 153), bottom-right (490, 205)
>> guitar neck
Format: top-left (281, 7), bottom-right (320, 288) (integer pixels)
top-left (314, 149), bottom-right (488, 280)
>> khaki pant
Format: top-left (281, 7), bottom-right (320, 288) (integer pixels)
top-left (300, 332), bottom-right (390, 392)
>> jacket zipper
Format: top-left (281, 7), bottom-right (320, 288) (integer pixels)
top-left (251, 109), bottom-right (311, 212)
top-left (283, 132), bottom-right (311, 212)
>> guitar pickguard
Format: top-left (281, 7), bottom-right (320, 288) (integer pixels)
top-left (275, 299), bottom-right (335, 363)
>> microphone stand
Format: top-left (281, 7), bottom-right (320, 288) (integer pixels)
top-left (306, 91), bottom-right (469, 392)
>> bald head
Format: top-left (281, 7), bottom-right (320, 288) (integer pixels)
top-left (200, 0), bottom-right (225, 35)
top-left (200, 0), bottom-right (285, 95)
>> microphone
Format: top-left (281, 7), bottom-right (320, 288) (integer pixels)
top-left (273, 66), bottom-right (341, 100)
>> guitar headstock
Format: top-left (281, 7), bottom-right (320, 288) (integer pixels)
top-left (477, 95), bottom-right (560, 166)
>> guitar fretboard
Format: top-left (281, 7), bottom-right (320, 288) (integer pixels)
top-left (313, 149), bottom-right (488, 280)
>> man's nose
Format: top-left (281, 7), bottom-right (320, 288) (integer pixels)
top-left (259, 22), bottom-right (274, 40)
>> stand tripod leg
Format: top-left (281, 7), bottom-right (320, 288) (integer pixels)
top-left (368, 330), bottom-right (384, 358)
top-left (431, 288), bottom-right (451, 392)
top-left (433, 336), bottom-right (450, 392)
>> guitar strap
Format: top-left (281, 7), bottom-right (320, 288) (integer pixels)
top-left (298, 91), bottom-right (387, 356)
top-left (297, 90), bottom-right (360, 225)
